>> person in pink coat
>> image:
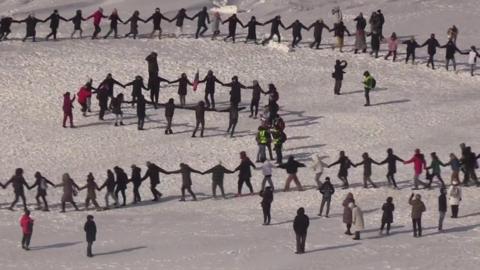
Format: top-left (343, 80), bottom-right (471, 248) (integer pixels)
top-left (384, 32), bottom-right (399, 61)
top-left (20, 209), bottom-right (34, 250)
top-left (62, 92), bottom-right (76, 128)
top-left (87, 7), bottom-right (107, 39)
top-left (404, 149), bottom-right (428, 189)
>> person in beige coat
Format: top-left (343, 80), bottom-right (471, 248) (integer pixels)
top-left (409, 193), bottom-right (426, 237)
top-left (448, 181), bottom-right (462, 218)
top-left (350, 202), bottom-right (364, 240)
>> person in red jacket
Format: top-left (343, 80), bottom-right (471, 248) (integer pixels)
top-left (87, 7), bottom-right (107, 39)
top-left (20, 209), bottom-right (34, 250)
top-left (404, 149), bottom-right (428, 190)
top-left (62, 92), bottom-right (76, 128)
top-left (77, 80), bottom-right (95, 116)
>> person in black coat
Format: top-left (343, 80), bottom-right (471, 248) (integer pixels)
top-left (28, 172), bottom-right (55, 211)
top-left (146, 52), bottom-right (159, 105)
top-left (169, 73), bottom-right (193, 107)
top-left (171, 8), bottom-right (192, 37)
top-left (227, 105), bottom-right (239, 137)
top-left (125, 75), bottom-right (148, 107)
top-left (4, 168), bottom-right (31, 211)
top-left (438, 188), bottom-right (447, 231)
top-left (243, 16), bottom-right (263, 44)
top-left (379, 148), bottom-right (404, 189)
top-left (354, 152), bottom-right (380, 188)
top-left (328, 151), bottom-right (354, 189)
top-left (262, 16), bottom-right (285, 45)
top-left (293, 207), bottom-right (309, 254)
top-left (84, 215), bottom-right (96, 257)
top-left (203, 162), bottom-right (235, 199)
top-left (332, 60), bottom-right (347, 95)
top-left (136, 94), bottom-right (146, 130)
top-left (0, 16), bottom-right (14, 40)
top-left (222, 76), bottom-right (249, 108)
top-left (234, 151), bottom-right (256, 195)
top-left (192, 7), bottom-right (210, 39)
top-left (260, 187), bottom-right (274, 225)
top-left (368, 29), bottom-right (381, 58)
top-left (192, 101), bottom-right (206, 137)
top-left (103, 9), bottom-right (123, 39)
top-left (44, 10), bottom-right (67, 40)
top-left (380, 197), bottom-right (395, 235)
top-left (420, 34), bottom-right (441, 69)
top-left (99, 73), bottom-right (125, 106)
top-left (99, 169), bottom-right (118, 208)
top-left (93, 84), bottom-right (108, 120)
top-left (111, 94), bottom-right (124, 126)
top-left (165, 98), bottom-right (175, 134)
top-left (308, 19), bottom-right (330, 49)
top-left (124, 10), bottom-right (145, 39)
top-left (145, 7), bottom-right (172, 39)
top-left (286, 20), bottom-right (308, 48)
top-left (223, 14), bottom-right (244, 43)
top-left (113, 166), bottom-right (128, 206)
top-left (440, 38), bottom-right (464, 71)
top-left (129, 165), bottom-right (143, 203)
top-left (68, 10), bottom-right (86, 38)
top-left (198, 70), bottom-right (224, 109)
top-left (279, 156), bottom-right (306, 191)
top-left (402, 37), bottom-right (420, 64)
top-left (318, 177), bottom-right (335, 217)
top-left (377, 9), bottom-right (385, 38)
top-left (141, 162), bottom-right (168, 201)
top-left (246, 80), bottom-right (266, 118)
top-left (16, 14), bottom-right (45, 42)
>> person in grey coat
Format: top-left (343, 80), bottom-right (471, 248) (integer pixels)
top-left (57, 173), bottom-right (80, 212)
top-left (409, 193), bottom-right (426, 237)
top-left (318, 177), bottom-right (335, 217)
top-left (354, 152), bottom-right (379, 188)
top-left (342, 192), bottom-right (355, 235)
top-left (203, 162), bottom-right (235, 199)
top-left (169, 163), bottom-right (202, 201)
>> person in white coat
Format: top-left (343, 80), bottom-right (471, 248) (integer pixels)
top-left (260, 160), bottom-right (274, 190)
top-left (312, 155), bottom-right (328, 188)
top-left (448, 180), bottom-right (462, 218)
top-left (467, 46), bottom-right (480, 76)
top-left (350, 202), bottom-right (364, 240)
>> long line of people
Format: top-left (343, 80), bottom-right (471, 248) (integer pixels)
top-left (2, 7), bottom-right (479, 75)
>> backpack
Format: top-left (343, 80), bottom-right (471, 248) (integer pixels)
top-left (371, 77), bottom-right (376, 89)
top-left (280, 131), bottom-right (287, 143)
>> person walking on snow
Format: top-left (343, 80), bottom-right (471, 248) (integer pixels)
top-left (84, 215), bottom-right (96, 257)
top-left (261, 16), bottom-right (285, 45)
top-left (136, 94), bottom-right (146, 130)
top-left (443, 153), bottom-right (461, 184)
top-left (466, 46), bottom-right (480, 76)
top-left (169, 163), bottom-right (202, 201)
top-left (440, 38), bottom-right (464, 71)
top-left (124, 75), bottom-right (148, 107)
top-left (312, 155), bottom-right (328, 187)
top-left (198, 70), bottom-right (224, 109)
top-left (403, 36), bottom-right (420, 64)
top-left (260, 186), bottom-right (274, 225)
top-left (384, 32), bottom-right (399, 61)
top-left (171, 8), bottom-right (192, 38)
top-left (342, 193), bottom-right (355, 235)
top-left (308, 19), bottom-right (330, 49)
top-left (192, 101), bottom-right (206, 138)
top-left (44, 9), bottom-right (68, 40)
top-left (330, 20), bottom-right (351, 52)
top-left (362, 71), bottom-right (375, 106)
top-left (222, 14), bottom-right (244, 43)
top-left (227, 105), bottom-right (239, 137)
top-left (243, 16), bottom-right (263, 44)
top-left (130, 165), bottom-right (143, 203)
top-left (328, 151), bottom-right (354, 189)
top-left (165, 98), bottom-right (175, 134)
top-left (203, 162), bottom-right (234, 199)
top-left (350, 202), bottom-right (364, 240)
top-left (211, 12), bottom-right (222, 40)
top-left (145, 52), bottom-right (159, 107)
top-left (4, 168), bottom-right (31, 211)
top-left (169, 73), bottom-right (193, 107)
top-left (111, 93), bottom-right (124, 126)
top-left (87, 7), bottom-right (107, 39)
top-left (256, 125), bottom-right (269, 162)
top-left (318, 177), bottom-right (334, 217)
top-left (409, 193), bottom-right (426, 237)
top-left (438, 188), bottom-right (447, 231)
top-left (62, 92), bottom-right (76, 128)
top-left (278, 156), bottom-right (306, 192)
top-left (293, 207), bottom-right (309, 254)
top-left (285, 19), bottom-right (308, 48)
top-left (113, 166), bottom-right (129, 206)
top-left (103, 9), bottom-right (123, 39)
top-left (77, 79), bottom-right (95, 116)
top-left (234, 151), bottom-right (256, 196)
top-left (29, 172), bottom-right (55, 211)
top-left (448, 181), bottom-right (462, 218)
top-left (354, 152), bottom-right (379, 188)
top-left (260, 160), bottom-right (275, 190)
top-left (68, 10), bottom-right (86, 39)
top-left (79, 173), bottom-right (101, 211)
top-left (404, 149), bottom-right (429, 189)
top-left (271, 127), bottom-right (286, 164)
top-left (420, 33), bottom-right (441, 69)
top-left (353, 13), bottom-right (367, 53)
top-left (15, 13), bottom-right (45, 42)
top-left (379, 148), bottom-right (404, 188)
top-left (380, 197), bottom-right (394, 235)
top-left (99, 169), bottom-right (118, 209)
top-left (141, 162), bottom-right (168, 201)
top-left (192, 7), bottom-right (210, 39)
top-left (332, 60), bottom-right (347, 95)
top-left (57, 173), bottom-right (80, 212)
top-left (222, 76), bottom-right (249, 108)
top-left (0, 16), bottom-right (15, 40)
top-left (20, 209), bottom-right (34, 250)
top-left (145, 7), bottom-right (172, 39)
top-left (426, 152), bottom-right (446, 188)
top-left (123, 10), bottom-right (145, 39)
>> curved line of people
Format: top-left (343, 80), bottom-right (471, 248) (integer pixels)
top-left (1, 143), bottom-right (478, 215)
top-left (1, 7), bottom-right (479, 75)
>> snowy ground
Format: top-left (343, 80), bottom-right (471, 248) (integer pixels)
top-left (1, 0), bottom-right (480, 269)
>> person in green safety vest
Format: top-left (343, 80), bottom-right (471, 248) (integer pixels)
top-left (256, 126), bottom-right (269, 162)
top-left (362, 71), bottom-right (375, 106)
top-left (271, 128), bottom-right (287, 164)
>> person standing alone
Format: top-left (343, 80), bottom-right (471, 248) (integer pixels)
top-left (84, 215), bottom-right (97, 257)
top-left (20, 209), bottom-right (34, 250)
top-left (293, 207), bottom-right (309, 254)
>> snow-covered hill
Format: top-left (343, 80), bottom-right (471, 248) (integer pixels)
top-left (1, 0), bottom-right (480, 269)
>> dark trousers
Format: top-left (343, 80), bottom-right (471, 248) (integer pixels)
top-left (227, 120), bottom-right (237, 137)
top-left (46, 27), bottom-right (58, 40)
top-left (428, 173), bottom-right (445, 187)
top-left (195, 24), bottom-right (208, 38)
top-left (138, 117), bottom-right (145, 130)
top-left (380, 222), bottom-right (391, 233)
top-left (204, 92), bottom-right (215, 108)
top-left (224, 31), bottom-right (237, 42)
top-left (87, 241), bottom-right (93, 257)
top-left (22, 233), bottom-right (32, 248)
top-left (319, 197), bottom-right (331, 216)
top-left (250, 99), bottom-right (259, 117)
top-left (181, 185), bottom-right (196, 200)
top-left (387, 172), bottom-right (398, 188)
top-left (262, 31), bottom-right (281, 45)
top-left (36, 194), bottom-right (48, 209)
top-left (445, 57), bottom-right (456, 71)
top-left (262, 203), bottom-right (271, 224)
top-left (151, 183), bottom-right (162, 201)
top-left (406, 51), bottom-right (415, 63)
top-left (212, 181), bottom-right (225, 198)
top-left (292, 34), bottom-right (302, 47)
top-left (384, 50), bottom-right (397, 61)
top-left (427, 54), bottom-right (435, 69)
top-left (463, 168), bottom-right (479, 185)
top-left (295, 233), bottom-right (307, 253)
top-left (238, 177), bottom-right (254, 194)
top-left (104, 27), bottom-right (118, 38)
top-left (165, 117), bottom-right (173, 134)
top-left (99, 101), bottom-right (107, 120)
top-left (192, 120), bottom-right (205, 137)
top-left (10, 192), bottom-right (27, 209)
top-left (266, 143), bottom-right (274, 160)
top-left (92, 24), bottom-right (101, 39)
top-left (451, 205), bottom-right (459, 218)
top-left (338, 174), bottom-right (349, 188)
top-left (274, 144), bottom-right (283, 164)
top-left (61, 200), bottom-right (78, 212)
top-left (334, 80), bottom-right (342, 95)
top-left (412, 218), bottom-right (422, 237)
top-left (133, 185), bottom-right (141, 203)
top-left (310, 36), bottom-right (322, 49)
top-left (115, 188), bottom-right (126, 206)
top-left (63, 112), bottom-right (73, 127)
top-left (85, 197), bottom-right (100, 209)
top-left (364, 88), bottom-right (370, 106)
top-left (150, 88), bottom-right (159, 107)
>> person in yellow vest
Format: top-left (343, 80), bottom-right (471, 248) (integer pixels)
top-left (271, 128), bottom-right (286, 164)
top-left (256, 126), bottom-right (268, 162)
top-left (362, 71), bottom-right (375, 106)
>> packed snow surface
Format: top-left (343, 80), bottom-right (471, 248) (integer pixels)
top-left (1, 0), bottom-right (480, 269)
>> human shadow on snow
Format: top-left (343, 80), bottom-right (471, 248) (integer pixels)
top-left (30, 241), bottom-right (82, 250)
top-left (94, 246), bottom-right (147, 256)
top-left (304, 243), bottom-right (361, 254)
